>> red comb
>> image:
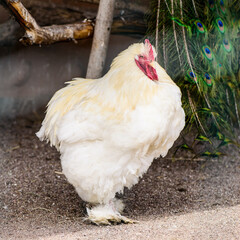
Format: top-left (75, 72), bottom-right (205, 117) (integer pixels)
top-left (144, 39), bottom-right (155, 61)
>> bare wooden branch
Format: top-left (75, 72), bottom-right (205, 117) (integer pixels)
top-left (7, 0), bottom-right (40, 30)
top-left (20, 21), bottom-right (94, 45)
top-left (86, 0), bottom-right (115, 78)
top-left (4, 0), bottom-right (94, 45)
top-left (1, 0), bottom-right (147, 46)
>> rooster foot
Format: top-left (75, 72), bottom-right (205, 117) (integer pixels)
top-left (84, 201), bottom-right (138, 225)
top-left (85, 212), bottom-right (137, 225)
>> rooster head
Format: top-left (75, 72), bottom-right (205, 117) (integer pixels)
top-left (134, 39), bottom-right (158, 81)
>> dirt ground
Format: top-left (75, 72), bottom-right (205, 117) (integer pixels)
top-left (0, 117), bottom-right (240, 240)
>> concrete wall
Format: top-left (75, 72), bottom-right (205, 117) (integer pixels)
top-left (0, 2), bottom-right (144, 118)
top-left (0, 35), bottom-right (141, 118)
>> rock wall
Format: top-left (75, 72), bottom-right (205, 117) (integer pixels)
top-left (0, 35), bottom-right (140, 118)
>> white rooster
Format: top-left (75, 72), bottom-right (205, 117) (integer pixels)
top-left (36, 39), bottom-right (185, 225)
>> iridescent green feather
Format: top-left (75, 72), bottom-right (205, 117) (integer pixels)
top-left (146, 0), bottom-right (240, 155)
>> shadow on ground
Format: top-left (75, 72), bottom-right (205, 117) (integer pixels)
top-left (1, 118), bottom-right (240, 239)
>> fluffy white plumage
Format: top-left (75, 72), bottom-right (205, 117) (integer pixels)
top-left (36, 40), bottom-right (185, 224)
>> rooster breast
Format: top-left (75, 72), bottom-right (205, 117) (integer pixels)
top-left (56, 80), bottom-right (185, 205)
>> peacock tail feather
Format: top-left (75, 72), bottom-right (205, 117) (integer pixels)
top-left (147, 0), bottom-right (240, 156)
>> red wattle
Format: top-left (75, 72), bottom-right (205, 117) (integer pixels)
top-left (135, 58), bottom-right (158, 81)
top-left (146, 64), bottom-right (158, 81)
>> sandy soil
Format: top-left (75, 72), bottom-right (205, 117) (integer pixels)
top-left (0, 117), bottom-right (240, 239)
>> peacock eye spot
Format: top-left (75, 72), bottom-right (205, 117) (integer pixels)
top-left (218, 20), bottom-right (223, 27)
top-left (223, 39), bottom-right (228, 45)
top-left (197, 22), bottom-right (203, 28)
top-left (205, 47), bottom-right (211, 54)
top-left (190, 72), bottom-right (196, 78)
top-left (222, 38), bottom-right (231, 52)
top-left (205, 73), bottom-right (211, 80)
top-left (204, 73), bottom-right (213, 86)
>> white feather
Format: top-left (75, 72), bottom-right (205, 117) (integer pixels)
top-left (59, 80), bottom-right (184, 204)
top-left (36, 42), bottom-right (185, 223)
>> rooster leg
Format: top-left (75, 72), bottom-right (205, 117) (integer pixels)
top-left (85, 198), bottom-right (137, 225)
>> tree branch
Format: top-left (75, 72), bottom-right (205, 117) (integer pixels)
top-left (86, 0), bottom-right (115, 78)
top-left (4, 0), bottom-right (94, 45)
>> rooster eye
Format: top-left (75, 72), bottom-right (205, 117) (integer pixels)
top-left (139, 55), bottom-right (144, 58)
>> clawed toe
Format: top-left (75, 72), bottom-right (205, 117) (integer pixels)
top-left (84, 204), bottom-right (138, 225)
top-left (119, 215), bottom-right (138, 224)
top-left (84, 214), bottom-right (138, 225)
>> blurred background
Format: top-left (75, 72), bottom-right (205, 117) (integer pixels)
top-left (0, 0), bottom-right (148, 118)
